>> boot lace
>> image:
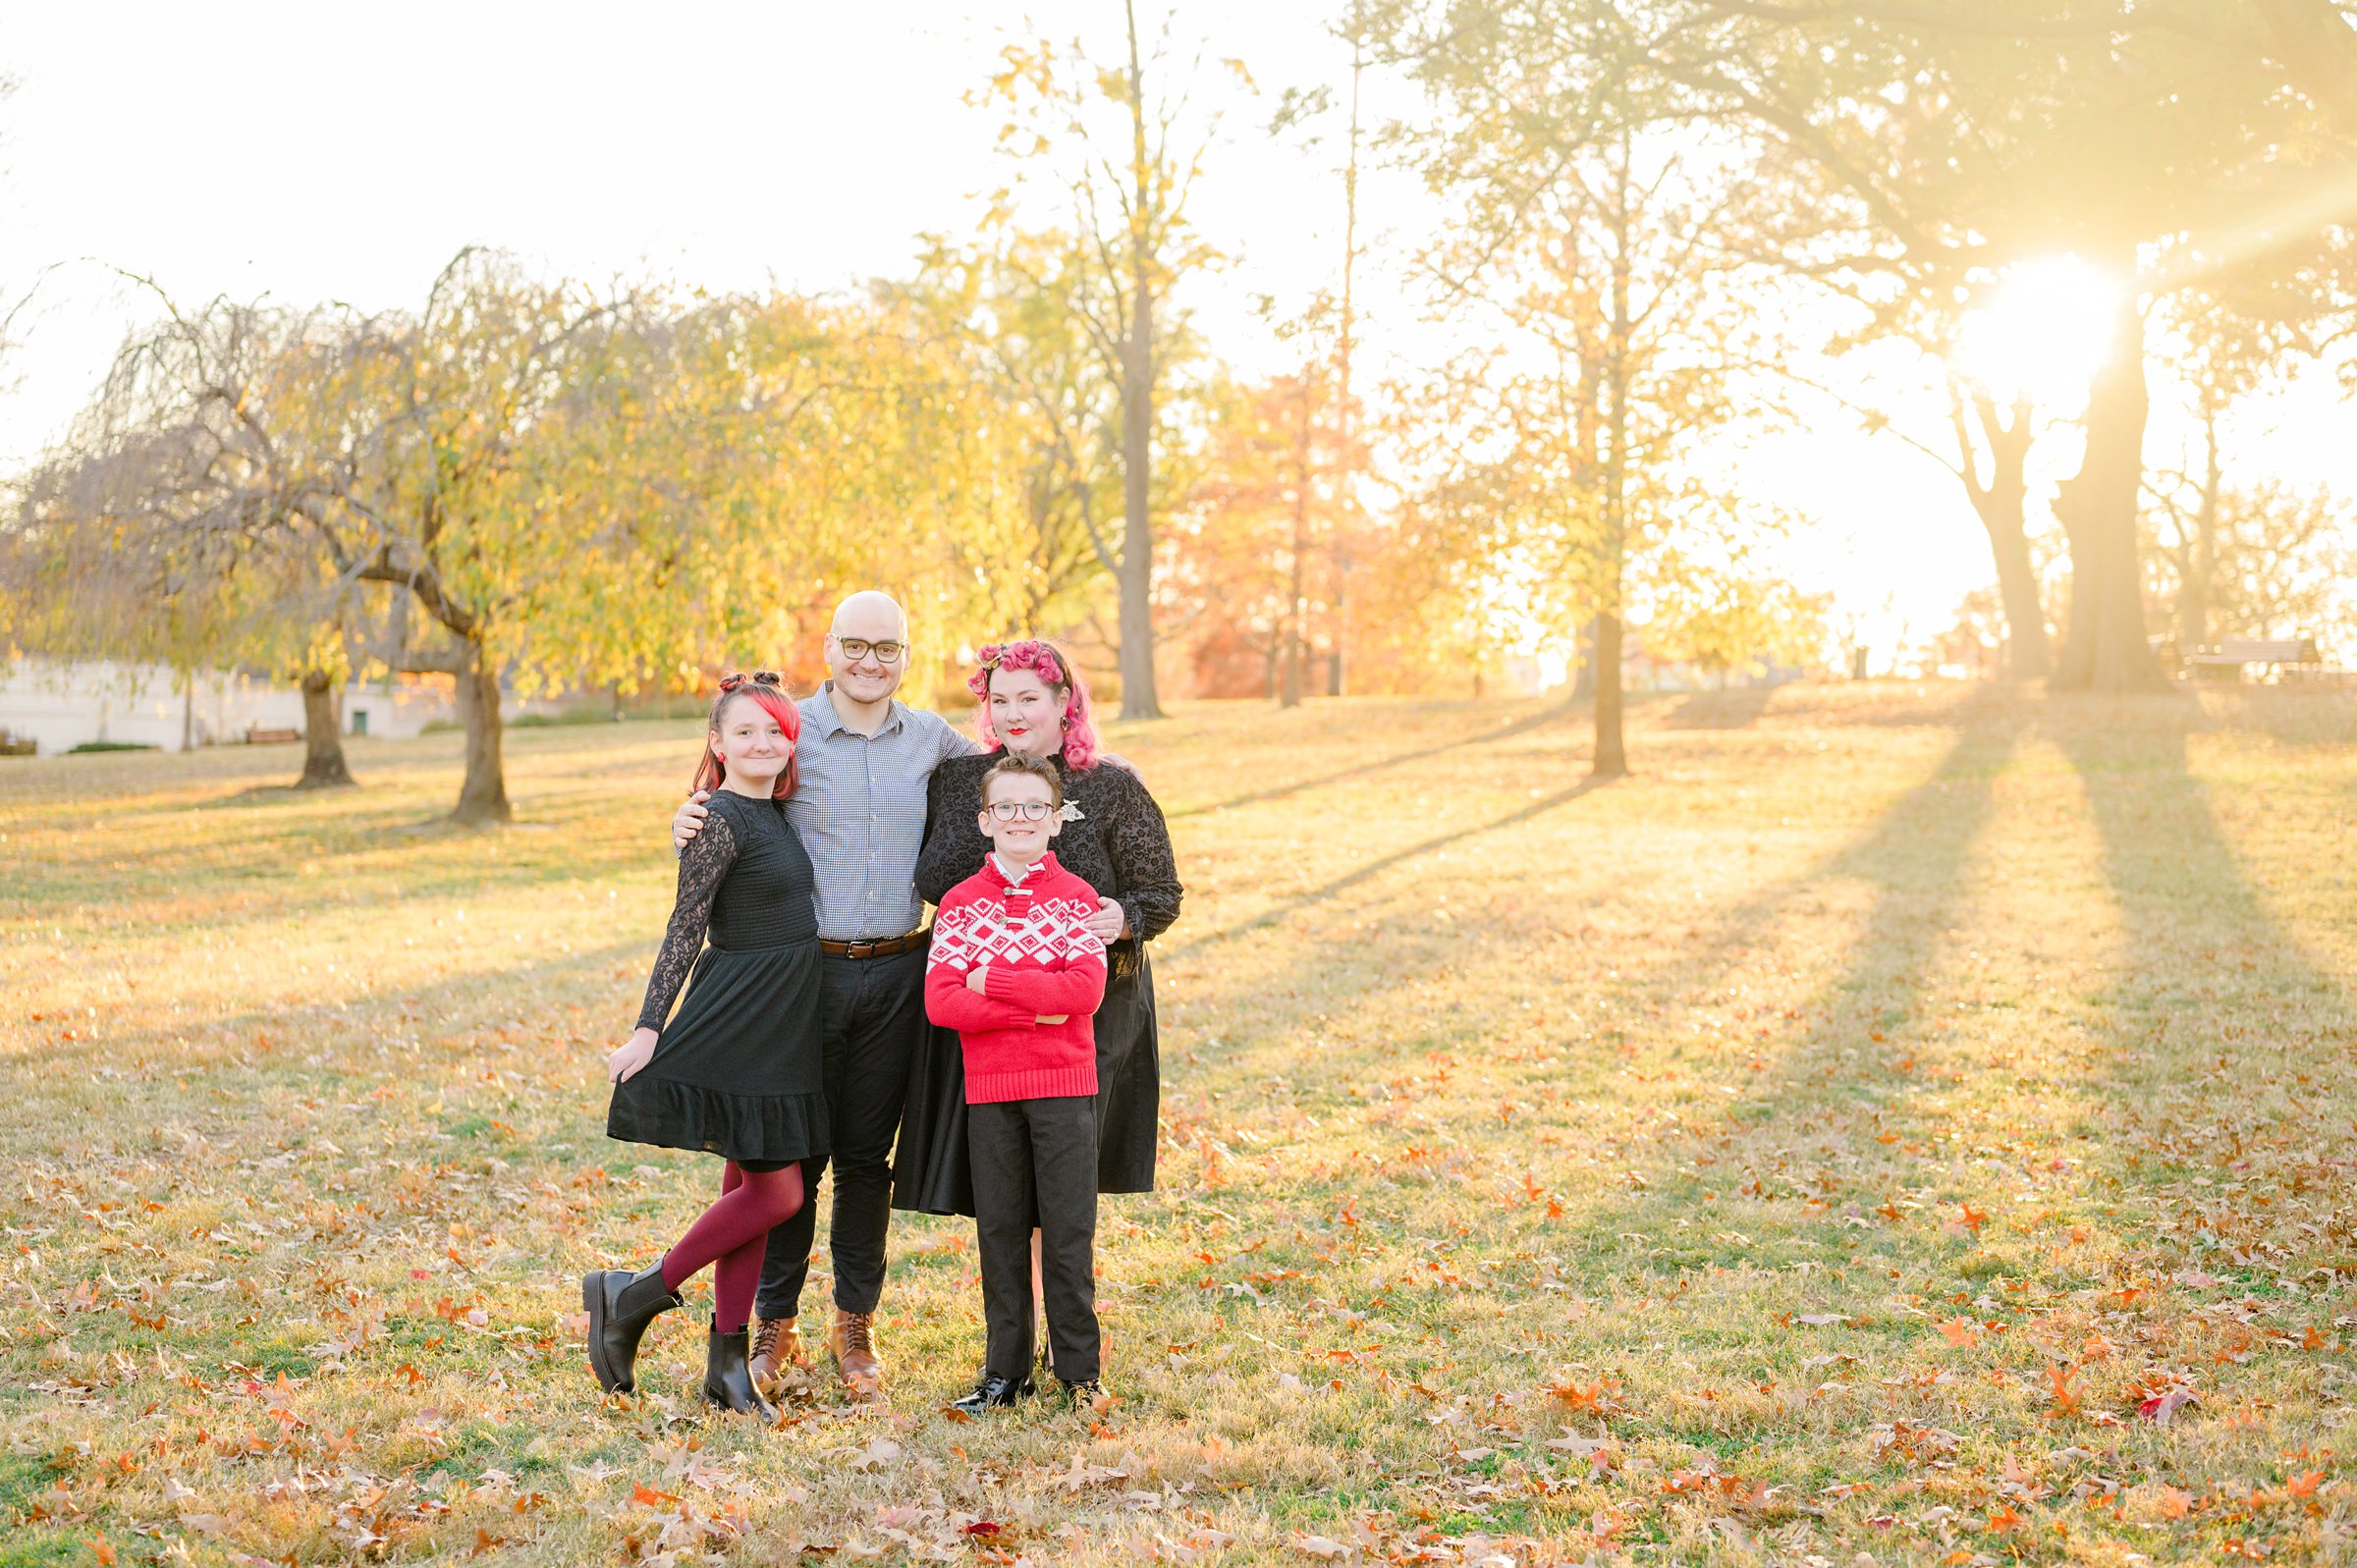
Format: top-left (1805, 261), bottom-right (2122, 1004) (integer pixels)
top-left (842, 1312), bottom-right (875, 1357)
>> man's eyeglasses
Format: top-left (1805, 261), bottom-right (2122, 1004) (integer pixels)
top-left (834, 637), bottom-right (906, 665)
top-left (985, 800), bottom-right (1055, 823)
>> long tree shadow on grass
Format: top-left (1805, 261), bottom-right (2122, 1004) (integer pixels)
top-left (1165, 773), bottom-right (1617, 960)
top-left (1165, 696), bottom-right (1587, 822)
top-left (1520, 697), bottom-right (2350, 1454)
top-left (1169, 694), bottom-right (2021, 1152)
top-left (2050, 698), bottom-right (2350, 1163)
top-left (3, 936), bottom-right (658, 1130)
top-left (1521, 700), bottom-right (2027, 1280)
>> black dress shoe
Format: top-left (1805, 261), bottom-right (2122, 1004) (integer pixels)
top-left (1060, 1377), bottom-right (1107, 1408)
top-left (702, 1325), bottom-right (780, 1422)
top-left (949, 1372), bottom-right (1036, 1415)
top-left (582, 1265), bottom-right (682, 1394)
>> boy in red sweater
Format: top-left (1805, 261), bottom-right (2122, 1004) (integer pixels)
top-left (924, 754), bottom-right (1110, 1410)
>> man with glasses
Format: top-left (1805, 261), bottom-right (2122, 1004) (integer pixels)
top-left (669, 590), bottom-right (976, 1399)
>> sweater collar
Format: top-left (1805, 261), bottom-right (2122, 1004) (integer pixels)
top-left (987, 850), bottom-right (1058, 890)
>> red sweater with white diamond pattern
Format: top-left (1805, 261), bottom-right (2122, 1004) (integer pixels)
top-left (924, 851), bottom-right (1109, 1105)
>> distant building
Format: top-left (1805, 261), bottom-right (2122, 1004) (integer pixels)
top-left (0, 657), bottom-right (454, 756)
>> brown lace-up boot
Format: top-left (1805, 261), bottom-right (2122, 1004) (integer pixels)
top-left (829, 1308), bottom-right (883, 1399)
top-left (747, 1316), bottom-right (806, 1392)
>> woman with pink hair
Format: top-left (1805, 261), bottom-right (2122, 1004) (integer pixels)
top-left (898, 641), bottom-right (1182, 1379)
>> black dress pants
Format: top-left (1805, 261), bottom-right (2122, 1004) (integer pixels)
top-left (754, 946), bottom-right (927, 1321)
top-left (968, 1094), bottom-right (1100, 1382)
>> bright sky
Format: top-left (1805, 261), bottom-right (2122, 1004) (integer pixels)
top-left (2, 3), bottom-right (2343, 665)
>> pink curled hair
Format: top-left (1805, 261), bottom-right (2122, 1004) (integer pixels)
top-left (967, 639), bottom-right (1100, 769)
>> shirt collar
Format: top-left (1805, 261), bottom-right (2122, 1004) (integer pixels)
top-left (990, 850), bottom-right (1054, 888)
top-left (811, 681), bottom-right (907, 739)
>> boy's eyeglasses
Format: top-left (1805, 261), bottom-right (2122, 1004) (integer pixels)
top-left (985, 800), bottom-right (1055, 822)
top-left (835, 637), bottom-right (906, 665)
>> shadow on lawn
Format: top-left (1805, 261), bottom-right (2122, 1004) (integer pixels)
top-left (1165, 773), bottom-right (1617, 960)
top-left (1525, 697), bottom-right (2028, 1271)
top-left (6, 784), bottom-right (675, 937)
top-left (2050, 697), bottom-right (2348, 1086)
top-left (1165, 696), bottom-right (1587, 822)
top-left (1551, 693), bottom-right (2348, 1303)
top-left (1658, 685), bottom-right (1779, 731)
top-left (4, 935), bottom-right (654, 1111)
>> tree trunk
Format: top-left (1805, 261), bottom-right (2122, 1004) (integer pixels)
top-left (1331, 4), bottom-right (1364, 703)
top-left (1281, 383), bottom-right (1310, 710)
top-left (1572, 617), bottom-right (1598, 700)
top-left (451, 644), bottom-right (512, 824)
top-left (1978, 494), bottom-right (2051, 682)
top-left (296, 670), bottom-right (356, 788)
top-left (1592, 133), bottom-right (1633, 780)
top-left (1953, 392), bottom-right (2052, 682)
top-left (2052, 299), bottom-right (2166, 693)
top-left (1593, 609), bottom-right (1627, 777)
top-left (1116, 0), bottom-right (1164, 721)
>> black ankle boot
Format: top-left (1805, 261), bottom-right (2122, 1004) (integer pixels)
top-left (702, 1325), bottom-right (779, 1422)
top-left (582, 1265), bottom-right (681, 1394)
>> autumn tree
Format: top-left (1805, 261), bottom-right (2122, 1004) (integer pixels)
top-left (1642, 558), bottom-right (1827, 686)
top-left (1379, 11), bottom-right (1770, 774)
top-left (1619, 0), bottom-right (2357, 690)
top-left (975, 3), bottom-right (1239, 718)
top-left (7, 293), bottom-right (373, 785)
top-left (302, 252), bottom-right (662, 823)
top-left (1177, 366), bottom-right (1363, 700)
top-left (904, 230), bottom-right (1124, 642)
top-left (2137, 292), bottom-right (2339, 652)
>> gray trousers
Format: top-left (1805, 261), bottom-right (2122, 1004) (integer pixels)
top-left (967, 1095), bottom-right (1100, 1382)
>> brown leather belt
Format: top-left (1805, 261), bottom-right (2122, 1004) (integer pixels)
top-left (819, 928), bottom-right (929, 959)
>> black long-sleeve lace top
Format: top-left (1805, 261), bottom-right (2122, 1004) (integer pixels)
top-left (915, 751), bottom-right (1183, 952)
top-left (637, 810), bottom-right (738, 1036)
top-left (634, 792), bottom-right (820, 1037)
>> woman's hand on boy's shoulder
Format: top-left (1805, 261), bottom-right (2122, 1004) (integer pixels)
top-left (672, 790), bottom-right (712, 850)
top-left (1099, 751), bottom-right (1142, 783)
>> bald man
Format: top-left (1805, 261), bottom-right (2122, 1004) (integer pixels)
top-left (672, 592), bottom-right (978, 1398)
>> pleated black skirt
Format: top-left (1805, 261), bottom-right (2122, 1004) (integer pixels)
top-left (894, 946), bottom-right (1161, 1216)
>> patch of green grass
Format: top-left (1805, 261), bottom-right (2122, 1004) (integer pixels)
top-left (0, 1529), bottom-right (97, 1568)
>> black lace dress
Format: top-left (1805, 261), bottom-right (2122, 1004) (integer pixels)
top-left (895, 750), bottom-right (1182, 1214)
top-left (606, 789), bottom-right (829, 1165)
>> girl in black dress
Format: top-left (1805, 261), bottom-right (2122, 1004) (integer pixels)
top-left (584, 673), bottom-right (829, 1422)
top-left (897, 642), bottom-right (1182, 1355)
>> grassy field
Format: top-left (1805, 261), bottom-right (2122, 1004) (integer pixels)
top-left (4, 681), bottom-right (2355, 1566)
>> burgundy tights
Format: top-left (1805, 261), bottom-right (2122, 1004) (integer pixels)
top-left (659, 1162), bottom-right (804, 1333)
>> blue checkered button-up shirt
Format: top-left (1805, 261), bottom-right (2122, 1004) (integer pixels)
top-left (784, 684), bottom-right (981, 941)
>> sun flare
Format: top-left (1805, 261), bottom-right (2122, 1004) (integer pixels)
top-left (1953, 254), bottom-right (2123, 408)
